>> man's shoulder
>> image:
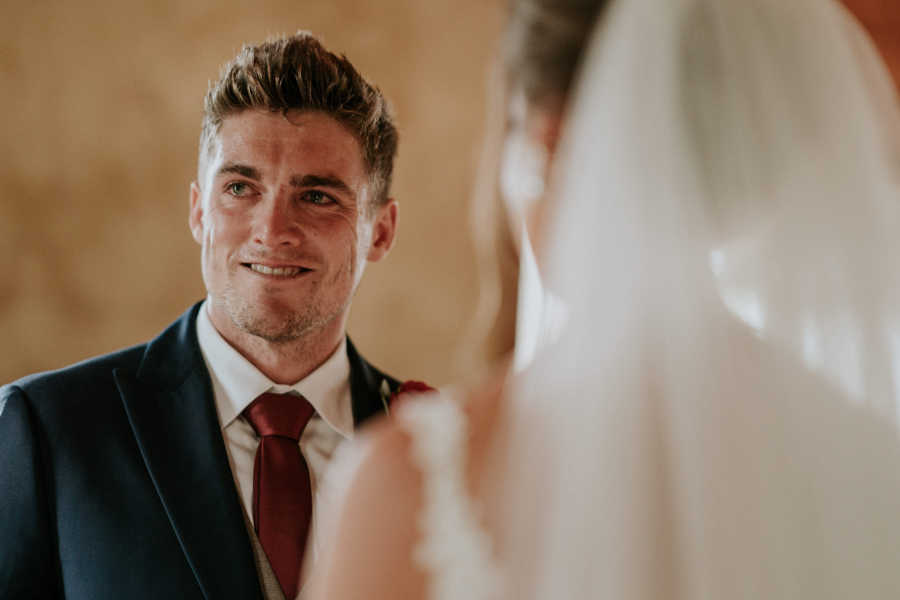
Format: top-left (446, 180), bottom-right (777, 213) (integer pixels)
top-left (2, 343), bottom-right (148, 404)
top-left (2, 302), bottom-right (204, 407)
top-left (0, 343), bottom-right (150, 439)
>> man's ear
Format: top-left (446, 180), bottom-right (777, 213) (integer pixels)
top-left (189, 181), bottom-right (204, 244)
top-left (367, 199), bottom-right (398, 262)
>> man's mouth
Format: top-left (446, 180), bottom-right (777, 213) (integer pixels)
top-left (244, 263), bottom-right (311, 277)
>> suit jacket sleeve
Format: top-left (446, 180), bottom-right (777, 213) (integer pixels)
top-left (1, 385), bottom-right (60, 599)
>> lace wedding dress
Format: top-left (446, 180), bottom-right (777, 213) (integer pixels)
top-left (395, 394), bottom-right (503, 600)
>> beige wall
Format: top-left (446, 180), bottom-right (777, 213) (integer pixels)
top-left (0, 0), bottom-right (506, 386)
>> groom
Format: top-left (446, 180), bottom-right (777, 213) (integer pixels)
top-left (1, 33), bottom-right (408, 599)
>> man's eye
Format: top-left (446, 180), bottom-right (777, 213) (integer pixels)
top-left (227, 182), bottom-right (251, 196)
top-left (304, 190), bottom-right (334, 205)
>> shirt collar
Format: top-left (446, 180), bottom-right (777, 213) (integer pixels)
top-left (196, 298), bottom-right (354, 439)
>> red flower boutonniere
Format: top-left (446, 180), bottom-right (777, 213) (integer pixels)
top-left (380, 379), bottom-right (436, 415)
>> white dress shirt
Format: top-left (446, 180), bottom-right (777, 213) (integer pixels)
top-left (195, 300), bottom-right (354, 597)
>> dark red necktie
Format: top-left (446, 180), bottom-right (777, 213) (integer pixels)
top-left (243, 392), bottom-right (315, 599)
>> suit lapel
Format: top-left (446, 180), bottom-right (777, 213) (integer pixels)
top-left (346, 337), bottom-right (399, 427)
top-left (115, 310), bottom-right (395, 598)
top-left (116, 304), bottom-right (261, 600)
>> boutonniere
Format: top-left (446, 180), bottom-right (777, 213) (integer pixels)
top-left (380, 379), bottom-right (436, 416)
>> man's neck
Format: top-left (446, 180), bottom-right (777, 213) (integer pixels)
top-left (208, 310), bottom-right (346, 385)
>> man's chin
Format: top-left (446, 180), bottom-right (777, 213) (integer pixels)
top-left (246, 327), bottom-right (303, 345)
top-left (234, 312), bottom-right (306, 344)
top-left (212, 291), bottom-right (338, 345)
top-left (232, 304), bottom-right (336, 345)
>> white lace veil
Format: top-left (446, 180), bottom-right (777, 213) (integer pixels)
top-left (497, 0), bottom-right (900, 597)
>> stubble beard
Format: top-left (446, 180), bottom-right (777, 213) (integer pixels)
top-left (216, 280), bottom-right (339, 345)
top-left (235, 302), bottom-right (330, 344)
top-left (209, 243), bottom-right (363, 347)
top-left (218, 266), bottom-right (357, 346)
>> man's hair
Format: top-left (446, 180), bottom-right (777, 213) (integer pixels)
top-left (199, 32), bottom-right (398, 206)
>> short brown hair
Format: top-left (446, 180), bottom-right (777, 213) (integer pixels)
top-left (199, 32), bottom-right (398, 205)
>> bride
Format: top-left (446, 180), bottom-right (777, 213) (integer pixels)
top-left (309, 0), bottom-right (900, 597)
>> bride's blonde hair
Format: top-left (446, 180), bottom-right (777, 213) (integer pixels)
top-left (461, 0), bottom-right (608, 372)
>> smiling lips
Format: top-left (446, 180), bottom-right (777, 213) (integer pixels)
top-left (246, 263), bottom-right (310, 277)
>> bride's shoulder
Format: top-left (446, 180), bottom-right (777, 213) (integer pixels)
top-left (332, 387), bottom-right (467, 508)
top-left (310, 372), bottom-right (508, 599)
top-left (308, 395), bottom-right (434, 598)
top-left (352, 369), bottom-right (506, 465)
top-left (341, 387), bottom-right (454, 475)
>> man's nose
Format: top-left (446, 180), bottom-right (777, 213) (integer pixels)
top-left (253, 194), bottom-right (302, 247)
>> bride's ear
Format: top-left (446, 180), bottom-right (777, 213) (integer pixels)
top-left (367, 199), bottom-right (398, 262)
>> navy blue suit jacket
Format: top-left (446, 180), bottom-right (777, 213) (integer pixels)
top-left (0, 303), bottom-right (399, 599)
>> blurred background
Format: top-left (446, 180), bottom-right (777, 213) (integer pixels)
top-left (0, 0), bottom-right (509, 386)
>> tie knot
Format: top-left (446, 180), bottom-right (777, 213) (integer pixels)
top-left (243, 392), bottom-right (315, 441)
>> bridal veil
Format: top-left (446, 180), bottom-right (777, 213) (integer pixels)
top-left (497, 0), bottom-right (900, 597)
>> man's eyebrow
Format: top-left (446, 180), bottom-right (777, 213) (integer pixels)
top-left (291, 174), bottom-right (354, 195)
top-left (217, 163), bottom-right (261, 180)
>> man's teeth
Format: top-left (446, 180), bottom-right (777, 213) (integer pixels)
top-left (250, 264), bottom-right (303, 276)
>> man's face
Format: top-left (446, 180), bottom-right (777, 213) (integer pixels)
top-left (190, 109), bottom-right (396, 346)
